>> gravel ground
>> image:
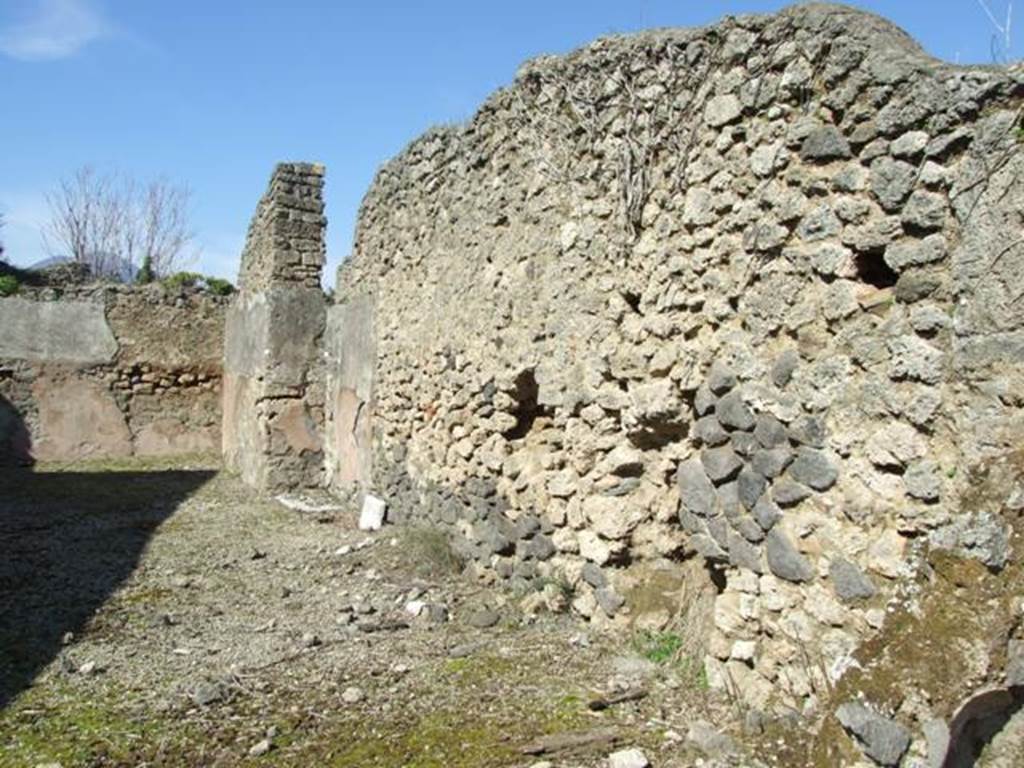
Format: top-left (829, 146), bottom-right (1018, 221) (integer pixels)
top-left (0, 457), bottom-right (741, 768)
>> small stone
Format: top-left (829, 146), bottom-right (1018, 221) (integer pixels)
top-left (890, 130), bottom-right (929, 158)
top-left (300, 632), bottom-right (320, 648)
top-left (919, 160), bottom-right (950, 188)
top-left (582, 562), bottom-right (607, 588)
top-left (249, 739), bottom-right (272, 757)
top-left (895, 271), bottom-right (942, 303)
top-left (788, 415), bottom-right (827, 448)
top-left (525, 534), bottom-right (556, 560)
top-left (754, 413), bottom-right (788, 449)
top-left (1006, 639), bottom-right (1024, 687)
top-left (688, 719), bottom-right (738, 757)
top-left (608, 747), bottom-right (650, 768)
top-left (788, 448), bottom-right (838, 491)
top-left (904, 459), bottom-right (941, 501)
top-left (751, 447), bottom-right (793, 479)
top-left (728, 531), bottom-right (764, 573)
top-left (190, 680), bottom-right (223, 707)
top-left (596, 587), bottom-right (625, 617)
top-left (466, 609), bottom-right (500, 628)
top-left (797, 204), bottom-right (842, 242)
top-left (929, 512), bottom-right (1010, 570)
top-left (691, 533), bottom-right (728, 562)
top-left (341, 686), bottom-right (365, 704)
top-left (772, 478), bottom-right (812, 507)
top-left (870, 157), bottom-right (916, 211)
top-left (734, 514), bottom-right (766, 543)
top-left (701, 446), bottom-right (743, 484)
top-left (830, 558), bottom-right (877, 602)
top-left (730, 432), bottom-right (758, 457)
top-left (753, 496), bottom-right (782, 531)
top-left (884, 233), bottom-right (947, 271)
top-left (750, 142), bottom-right (783, 177)
top-left (889, 335), bottom-right (944, 384)
top-left (694, 415), bottom-right (730, 446)
top-left (833, 164), bottom-right (869, 192)
top-left (737, 467), bottom-right (767, 510)
top-left (901, 190), bottom-right (947, 231)
top-left (765, 529), bottom-right (813, 582)
top-left (424, 604), bottom-right (449, 623)
top-left (678, 459), bottom-right (717, 517)
top-left (707, 361), bottom-right (738, 394)
top-left (866, 422), bottom-right (925, 468)
top-left (704, 94), bottom-right (743, 127)
top-left (771, 349), bottom-right (799, 388)
top-left (923, 719), bottom-right (951, 768)
top-left (694, 384), bottom-right (717, 416)
top-left (836, 701), bottom-right (911, 767)
top-left (716, 391), bottom-right (755, 431)
top-left (800, 125), bottom-right (852, 161)
top-left (730, 640), bottom-right (757, 661)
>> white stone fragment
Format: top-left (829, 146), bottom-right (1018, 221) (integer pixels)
top-left (358, 494), bottom-right (387, 531)
top-left (608, 748), bottom-right (650, 768)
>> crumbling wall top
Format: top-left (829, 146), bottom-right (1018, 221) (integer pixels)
top-left (238, 162), bottom-right (326, 292)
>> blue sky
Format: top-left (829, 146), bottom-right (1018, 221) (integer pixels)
top-left (0, 0), bottom-right (1018, 285)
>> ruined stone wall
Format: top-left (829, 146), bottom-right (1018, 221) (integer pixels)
top-left (0, 283), bottom-right (225, 464)
top-left (331, 0), bottom-right (1024, 735)
top-left (222, 163), bottom-right (326, 492)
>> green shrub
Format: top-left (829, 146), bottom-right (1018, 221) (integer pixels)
top-left (162, 271), bottom-right (202, 291)
top-left (0, 275), bottom-right (19, 297)
top-left (161, 271), bottom-right (234, 296)
top-left (135, 255), bottom-right (155, 284)
top-left (204, 277), bottom-right (235, 296)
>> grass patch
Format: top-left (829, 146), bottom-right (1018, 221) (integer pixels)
top-left (633, 630), bottom-right (683, 664)
top-left (0, 683), bottom-right (204, 768)
top-left (631, 630), bottom-right (708, 690)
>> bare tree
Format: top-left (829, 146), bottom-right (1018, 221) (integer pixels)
top-left (976, 0), bottom-right (1015, 62)
top-left (135, 177), bottom-right (194, 277)
top-left (43, 167), bottom-right (195, 280)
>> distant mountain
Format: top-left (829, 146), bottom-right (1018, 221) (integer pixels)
top-left (28, 253), bottom-right (137, 283)
top-left (28, 256), bottom-right (72, 270)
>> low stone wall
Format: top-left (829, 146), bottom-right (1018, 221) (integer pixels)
top-left (0, 283), bottom-right (226, 464)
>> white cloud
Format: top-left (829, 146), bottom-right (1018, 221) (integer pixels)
top-left (0, 0), bottom-right (111, 61)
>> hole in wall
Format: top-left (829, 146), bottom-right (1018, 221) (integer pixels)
top-left (854, 252), bottom-right (898, 289)
top-left (622, 291), bottom-right (642, 313)
top-left (942, 686), bottom-right (1024, 767)
top-left (627, 422), bottom-right (690, 451)
top-left (502, 369), bottom-right (551, 440)
top-left (704, 560), bottom-right (728, 594)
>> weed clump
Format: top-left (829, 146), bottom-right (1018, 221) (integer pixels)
top-left (0, 275), bottom-right (18, 296)
top-left (396, 526), bottom-right (464, 579)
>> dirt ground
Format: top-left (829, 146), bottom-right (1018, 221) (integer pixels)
top-left (0, 456), bottom-right (740, 768)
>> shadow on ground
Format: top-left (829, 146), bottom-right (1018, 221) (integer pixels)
top-left (0, 465), bottom-right (214, 709)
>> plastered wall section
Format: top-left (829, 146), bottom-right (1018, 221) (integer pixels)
top-left (0, 288), bottom-right (225, 464)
